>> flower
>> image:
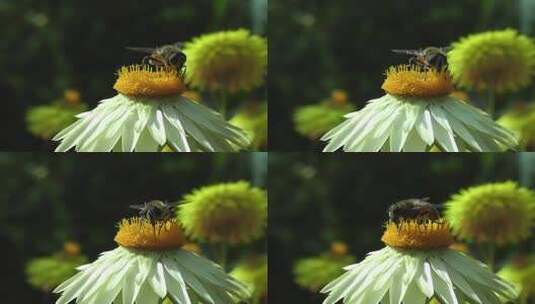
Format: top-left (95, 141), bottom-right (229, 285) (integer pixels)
top-left (321, 65), bottom-right (518, 152)
top-left (184, 29), bottom-right (267, 92)
top-left (26, 90), bottom-right (87, 140)
top-left (26, 242), bottom-right (87, 291)
top-left (321, 219), bottom-right (518, 304)
top-left (498, 255), bottom-right (535, 299)
top-left (178, 181), bottom-right (267, 245)
top-left (54, 217), bottom-right (249, 304)
top-left (64, 89), bottom-right (82, 105)
top-left (448, 29), bottom-right (535, 93)
top-left (53, 65), bottom-right (250, 152)
top-left (498, 102), bottom-right (535, 148)
top-left (294, 242), bottom-right (356, 291)
top-left (295, 90), bottom-right (356, 139)
top-left (445, 181), bottom-right (535, 245)
top-left (230, 255), bottom-right (268, 301)
top-left (230, 102), bottom-right (268, 149)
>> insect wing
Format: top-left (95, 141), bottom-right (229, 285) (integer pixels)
top-left (129, 203), bottom-right (146, 210)
top-left (392, 49), bottom-right (423, 56)
top-left (125, 46), bottom-right (157, 54)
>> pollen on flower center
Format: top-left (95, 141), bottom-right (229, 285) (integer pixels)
top-left (113, 65), bottom-right (187, 98)
top-left (114, 217), bottom-right (186, 250)
top-left (381, 219), bottom-right (454, 250)
top-left (381, 65), bottom-right (454, 98)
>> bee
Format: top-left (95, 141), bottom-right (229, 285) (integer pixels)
top-left (129, 200), bottom-right (178, 235)
top-left (392, 46), bottom-right (451, 71)
top-left (126, 42), bottom-right (187, 74)
top-left (387, 198), bottom-right (441, 223)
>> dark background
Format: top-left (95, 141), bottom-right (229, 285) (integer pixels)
top-left (1, 0), bottom-right (266, 151)
top-left (269, 0), bottom-right (535, 151)
top-left (0, 152), bottom-right (267, 303)
top-left (269, 153), bottom-right (535, 303)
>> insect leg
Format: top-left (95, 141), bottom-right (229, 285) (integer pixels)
top-left (142, 56), bottom-right (151, 65)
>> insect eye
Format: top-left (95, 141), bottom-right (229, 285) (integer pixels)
top-left (170, 53), bottom-right (186, 65)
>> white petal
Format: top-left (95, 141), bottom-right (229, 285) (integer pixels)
top-left (148, 261), bottom-right (167, 298)
top-left (416, 259), bottom-right (434, 298)
top-left (431, 114), bottom-right (458, 152)
top-left (135, 281), bottom-right (160, 304)
top-left (438, 256), bottom-right (482, 304)
top-left (173, 250), bottom-right (249, 299)
top-left (120, 108), bottom-right (140, 152)
top-left (345, 99), bottom-right (400, 151)
top-left (323, 97), bottom-right (394, 152)
top-left (146, 107), bottom-right (167, 146)
top-left (122, 256), bottom-right (139, 304)
top-left (415, 107), bottom-right (435, 145)
top-left (135, 128), bottom-right (160, 152)
top-left (390, 101), bottom-right (421, 152)
top-left (402, 281), bottom-right (427, 304)
top-left (162, 104), bottom-right (191, 152)
top-left (177, 99), bottom-right (249, 147)
top-left (443, 111), bottom-right (482, 151)
top-left (403, 129), bottom-right (428, 152)
top-left (430, 259), bottom-right (458, 304)
top-left (176, 114), bottom-right (216, 151)
top-left (162, 256), bottom-right (191, 304)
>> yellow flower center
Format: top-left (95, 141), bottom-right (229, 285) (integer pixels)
top-left (381, 65), bottom-right (454, 98)
top-left (381, 219), bottom-right (454, 250)
top-left (113, 65), bottom-right (186, 98)
top-left (114, 217), bottom-right (186, 250)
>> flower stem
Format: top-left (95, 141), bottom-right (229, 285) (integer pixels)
top-left (487, 89), bottom-right (496, 118)
top-left (219, 90), bottom-right (228, 120)
top-left (484, 243), bottom-right (496, 272)
top-left (216, 243), bottom-right (228, 271)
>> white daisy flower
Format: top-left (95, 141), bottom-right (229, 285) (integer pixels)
top-left (54, 218), bottom-right (249, 304)
top-left (321, 220), bottom-right (518, 304)
top-left (321, 66), bottom-right (518, 152)
top-left (53, 65), bottom-right (250, 152)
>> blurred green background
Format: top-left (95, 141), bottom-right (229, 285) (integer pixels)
top-left (0, 152), bottom-right (267, 303)
top-left (269, 153), bottom-right (535, 303)
top-left (269, 0), bottom-right (535, 151)
top-left (1, 0), bottom-right (267, 150)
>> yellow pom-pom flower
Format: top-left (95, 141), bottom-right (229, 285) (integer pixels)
top-left (185, 29), bottom-right (267, 93)
top-left (178, 181), bottom-right (267, 245)
top-left (26, 102), bottom-right (87, 140)
top-left (231, 255), bottom-right (268, 302)
top-left (445, 181), bottom-right (535, 245)
top-left (294, 242), bottom-right (356, 292)
top-left (25, 242), bottom-right (87, 291)
top-left (498, 255), bottom-right (535, 300)
top-left (498, 102), bottom-right (535, 149)
top-left (449, 29), bottom-right (535, 93)
top-left (295, 90), bottom-right (356, 140)
top-left (230, 102), bottom-right (267, 149)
